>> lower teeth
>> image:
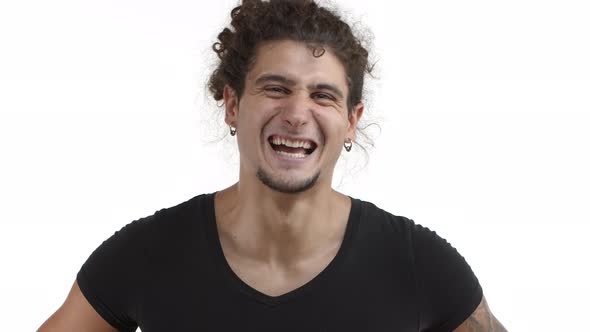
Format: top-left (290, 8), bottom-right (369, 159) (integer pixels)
top-left (275, 150), bottom-right (306, 158)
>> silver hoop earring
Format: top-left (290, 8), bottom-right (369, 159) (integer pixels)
top-left (344, 139), bottom-right (352, 152)
top-left (229, 126), bottom-right (237, 136)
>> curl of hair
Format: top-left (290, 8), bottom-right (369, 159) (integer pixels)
top-left (207, 0), bottom-right (374, 114)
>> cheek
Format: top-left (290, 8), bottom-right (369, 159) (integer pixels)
top-left (312, 110), bottom-right (349, 141)
top-left (237, 100), bottom-right (261, 127)
top-left (237, 103), bottom-right (277, 143)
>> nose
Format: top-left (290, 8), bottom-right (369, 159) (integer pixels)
top-left (281, 92), bottom-right (311, 128)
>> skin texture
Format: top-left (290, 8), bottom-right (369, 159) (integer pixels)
top-left (453, 296), bottom-right (508, 332)
top-left (224, 39), bottom-right (363, 195)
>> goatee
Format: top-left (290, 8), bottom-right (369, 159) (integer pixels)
top-left (256, 168), bottom-right (320, 194)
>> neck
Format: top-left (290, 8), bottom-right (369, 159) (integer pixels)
top-left (214, 178), bottom-right (350, 266)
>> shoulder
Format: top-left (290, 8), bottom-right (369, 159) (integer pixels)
top-left (355, 198), bottom-right (413, 230)
top-left (76, 193), bottom-right (214, 321)
top-left (356, 199), bottom-right (466, 250)
top-left (113, 192), bottom-right (213, 240)
top-left (79, 192), bottom-right (213, 272)
top-left (354, 198), bottom-right (439, 241)
top-left (354, 198), bottom-right (484, 331)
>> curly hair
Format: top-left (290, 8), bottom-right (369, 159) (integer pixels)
top-left (207, 0), bottom-right (373, 114)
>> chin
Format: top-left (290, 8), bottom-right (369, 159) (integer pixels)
top-left (256, 168), bottom-right (321, 194)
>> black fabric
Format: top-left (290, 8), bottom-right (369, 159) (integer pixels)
top-left (77, 193), bottom-right (482, 332)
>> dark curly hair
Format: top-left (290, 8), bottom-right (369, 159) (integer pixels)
top-left (208, 0), bottom-right (373, 114)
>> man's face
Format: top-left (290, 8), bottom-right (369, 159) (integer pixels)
top-left (224, 40), bottom-right (363, 194)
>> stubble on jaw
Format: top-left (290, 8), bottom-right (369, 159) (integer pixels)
top-left (256, 168), bottom-right (321, 194)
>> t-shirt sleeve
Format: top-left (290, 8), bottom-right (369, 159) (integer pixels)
top-left (410, 221), bottom-right (483, 332)
top-left (76, 214), bottom-right (157, 332)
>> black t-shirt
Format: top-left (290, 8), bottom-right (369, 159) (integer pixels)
top-left (77, 193), bottom-right (482, 332)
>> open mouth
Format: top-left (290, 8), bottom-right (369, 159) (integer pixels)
top-left (268, 135), bottom-right (317, 158)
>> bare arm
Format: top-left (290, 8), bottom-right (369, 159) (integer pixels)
top-left (37, 280), bottom-right (119, 332)
top-left (453, 295), bottom-right (507, 332)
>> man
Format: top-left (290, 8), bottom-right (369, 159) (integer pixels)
top-left (38, 0), bottom-right (507, 331)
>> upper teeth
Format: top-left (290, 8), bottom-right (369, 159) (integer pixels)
top-left (271, 136), bottom-right (313, 149)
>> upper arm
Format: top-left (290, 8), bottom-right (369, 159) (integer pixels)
top-left (411, 221), bottom-right (484, 330)
top-left (37, 280), bottom-right (119, 332)
top-left (453, 295), bottom-right (508, 332)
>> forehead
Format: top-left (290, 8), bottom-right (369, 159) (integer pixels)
top-left (247, 40), bottom-right (348, 91)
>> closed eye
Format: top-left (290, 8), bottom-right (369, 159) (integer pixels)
top-left (312, 92), bottom-right (336, 101)
top-left (264, 86), bottom-right (290, 95)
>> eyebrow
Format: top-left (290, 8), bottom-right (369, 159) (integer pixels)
top-left (254, 74), bottom-right (296, 87)
top-left (254, 73), bottom-right (344, 99)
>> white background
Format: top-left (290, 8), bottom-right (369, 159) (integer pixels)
top-left (1, 0), bottom-right (589, 331)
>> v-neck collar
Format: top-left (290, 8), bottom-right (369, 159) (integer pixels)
top-left (204, 192), bottom-right (362, 307)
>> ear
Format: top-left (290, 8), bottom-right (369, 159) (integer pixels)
top-left (223, 85), bottom-right (239, 126)
top-left (346, 102), bottom-right (365, 141)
